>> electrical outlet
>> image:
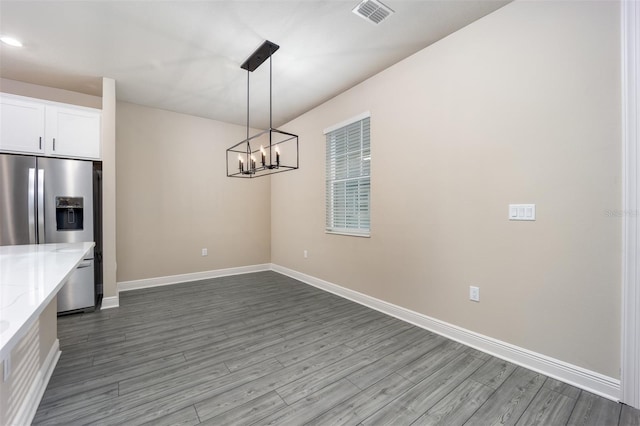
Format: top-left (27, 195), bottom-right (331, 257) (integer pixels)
top-left (303, 250), bottom-right (308, 259)
top-left (201, 248), bottom-right (208, 256)
top-left (469, 286), bottom-right (480, 302)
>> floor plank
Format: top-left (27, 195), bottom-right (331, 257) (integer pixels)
top-left (196, 391), bottom-right (287, 426)
top-left (455, 366), bottom-right (545, 425)
top-left (470, 357), bottom-right (517, 390)
top-left (396, 339), bottom-right (466, 384)
top-left (543, 377), bottom-right (581, 400)
top-left (567, 391), bottom-right (622, 426)
top-left (40, 353), bottom-right (186, 407)
top-left (515, 387), bottom-right (576, 426)
top-left (256, 379), bottom-right (361, 426)
top-left (412, 379), bottom-right (494, 426)
top-left (30, 271), bottom-right (639, 426)
top-left (139, 405), bottom-right (201, 426)
top-left (193, 344), bottom-right (355, 422)
top-left (33, 382), bottom-right (119, 424)
top-left (275, 313), bottom-right (396, 367)
top-left (620, 404), bottom-right (640, 426)
top-left (307, 373), bottom-right (415, 426)
top-left (361, 353), bottom-right (486, 425)
top-left (346, 332), bottom-right (444, 390)
top-left (275, 327), bottom-right (426, 405)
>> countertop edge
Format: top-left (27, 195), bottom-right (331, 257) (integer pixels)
top-left (0, 242), bottom-right (95, 361)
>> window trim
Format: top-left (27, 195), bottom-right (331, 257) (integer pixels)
top-left (323, 111), bottom-right (371, 135)
top-left (324, 112), bottom-right (371, 237)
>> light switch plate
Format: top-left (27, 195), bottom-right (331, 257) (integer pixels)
top-left (509, 204), bottom-right (536, 221)
top-left (470, 286), bottom-right (480, 302)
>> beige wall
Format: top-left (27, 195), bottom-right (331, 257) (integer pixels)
top-left (0, 78), bottom-right (101, 108)
top-left (0, 299), bottom-right (57, 425)
top-left (271, 0), bottom-right (622, 378)
top-left (116, 102), bottom-right (271, 282)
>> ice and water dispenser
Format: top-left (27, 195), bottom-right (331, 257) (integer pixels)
top-left (55, 196), bottom-right (84, 231)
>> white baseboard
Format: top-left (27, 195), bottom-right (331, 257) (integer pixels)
top-left (12, 338), bottom-right (61, 426)
top-left (270, 263), bottom-right (621, 402)
top-left (117, 263), bottom-right (272, 293)
top-left (100, 295), bottom-right (119, 310)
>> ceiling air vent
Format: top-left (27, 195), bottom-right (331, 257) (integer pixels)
top-left (352, 0), bottom-right (394, 25)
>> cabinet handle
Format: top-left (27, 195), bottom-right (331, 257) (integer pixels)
top-left (53, 138), bottom-right (56, 151)
top-left (39, 137), bottom-right (42, 150)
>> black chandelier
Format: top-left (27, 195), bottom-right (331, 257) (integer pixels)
top-left (226, 40), bottom-right (299, 178)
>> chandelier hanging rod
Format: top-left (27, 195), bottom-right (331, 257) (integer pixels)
top-left (226, 40), bottom-right (299, 179)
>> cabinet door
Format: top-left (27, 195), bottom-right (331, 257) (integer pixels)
top-left (0, 96), bottom-right (45, 154)
top-left (46, 106), bottom-right (101, 159)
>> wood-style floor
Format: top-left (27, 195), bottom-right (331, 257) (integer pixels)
top-left (34, 271), bottom-right (639, 425)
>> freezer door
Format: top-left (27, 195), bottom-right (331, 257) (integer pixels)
top-left (0, 154), bottom-right (37, 246)
top-left (38, 157), bottom-right (94, 246)
top-left (57, 259), bottom-right (95, 312)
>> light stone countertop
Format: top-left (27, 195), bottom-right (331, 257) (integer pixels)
top-left (0, 242), bottom-right (94, 360)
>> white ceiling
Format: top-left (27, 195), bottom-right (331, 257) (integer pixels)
top-left (0, 0), bottom-right (510, 129)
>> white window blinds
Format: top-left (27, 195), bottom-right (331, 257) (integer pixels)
top-left (325, 116), bottom-right (370, 236)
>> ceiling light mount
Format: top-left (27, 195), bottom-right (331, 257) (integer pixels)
top-left (240, 40), bottom-right (279, 72)
top-left (227, 40), bottom-right (299, 179)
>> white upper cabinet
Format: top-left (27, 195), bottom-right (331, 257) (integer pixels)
top-left (0, 93), bottom-right (101, 160)
top-left (0, 96), bottom-right (46, 154)
top-left (46, 105), bottom-right (101, 159)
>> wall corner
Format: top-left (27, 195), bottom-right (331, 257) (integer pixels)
top-left (101, 77), bottom-right (117, 299)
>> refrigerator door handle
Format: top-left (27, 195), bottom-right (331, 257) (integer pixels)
top-left (28, 168), bottom-right (36, 244)
top-left (77, 260), bottom-right (92, 269)
top-left (37, 168), bottom-right (45, 244)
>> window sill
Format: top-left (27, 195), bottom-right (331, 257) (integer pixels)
top-left (325, 230), bottom-right (371, 238)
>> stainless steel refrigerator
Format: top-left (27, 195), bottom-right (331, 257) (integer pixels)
top-left (0, 153), bottom-right (96, 313)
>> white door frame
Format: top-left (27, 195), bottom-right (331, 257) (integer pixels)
top-left (621, 0), bottom-right (640, 409)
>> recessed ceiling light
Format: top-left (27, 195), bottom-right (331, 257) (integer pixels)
top-left (1, 36), bottom-right (23, 47)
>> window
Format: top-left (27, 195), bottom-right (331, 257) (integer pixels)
top-left (325, 113), bottom-right (370, 236)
